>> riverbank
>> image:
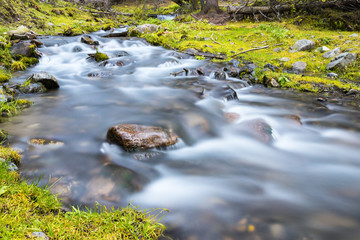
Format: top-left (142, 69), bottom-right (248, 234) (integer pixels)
top-left (0, 151), bottom-right (165, 239)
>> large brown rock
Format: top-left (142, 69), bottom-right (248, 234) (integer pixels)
top-left (107, 124), bottom-right (178, 151)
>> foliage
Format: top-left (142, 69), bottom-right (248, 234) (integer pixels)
top-left (11, 61), bottom-right (26, 71)
top-left (0, 97), bottom-right (33, 118)
top-left (258, 23), bottom-right (290, 42)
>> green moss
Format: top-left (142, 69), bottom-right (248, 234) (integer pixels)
top-left (0, 97), bottom-right (33, 118)
top-left (94, 52), bottom-right (109, 62)
top-left (20, 57), bottom-right (39, 67)
top-left (0, 69), bottom-right (11, 82)
top-left (0, 146), bottom-right (21, 166)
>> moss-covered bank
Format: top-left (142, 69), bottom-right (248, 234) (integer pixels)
top-left (0, 148), bottom-right (165, 239)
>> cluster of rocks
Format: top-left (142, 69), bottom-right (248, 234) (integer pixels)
top-left (8, 26), bottom-right (43, 59)
top-left (290, 38), bottom-right (357, 72)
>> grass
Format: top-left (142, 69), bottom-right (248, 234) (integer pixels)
top-left (0, 97), bottom-right (33, 118)
top-left (0, 148), bottom-right (166, 239)
top-left (131, 18), bottom-right (360, 94)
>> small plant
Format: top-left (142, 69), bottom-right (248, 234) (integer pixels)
top-left (258, 23), bottom-right (289, 42)
top-left (278, 75), bottom-right (291, 86)
top-left (11, 61), bottom-right (26, 71)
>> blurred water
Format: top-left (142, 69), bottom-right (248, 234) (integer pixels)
top-left (2, 31), bottom-right (360, 240)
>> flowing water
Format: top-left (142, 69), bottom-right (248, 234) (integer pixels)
top-left (2, 30), bottom-right (360, 240)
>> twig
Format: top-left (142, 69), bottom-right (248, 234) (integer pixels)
top-left (231, 45), bottom-right (269, 57)
top-left (210, 33), bottom-right (223, 45)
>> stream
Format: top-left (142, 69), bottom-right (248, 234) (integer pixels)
top-left (2, 30), bottom-right (360, 240)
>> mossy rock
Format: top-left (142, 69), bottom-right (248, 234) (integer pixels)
top-left (94, 52), bottom-right (109, 62)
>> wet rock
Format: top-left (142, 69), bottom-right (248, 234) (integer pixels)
top-left (349, 33), bottom-right (359, 37)
top-left (214, 70), bottom-right (226, 80)
top-left (72, 46), bottom-right (83, 52)
top-left (131, 24), bottom-right (159, 36)
top-left (31, 232), bottom-right (49, 240)
top-left (106, 124), bottom-right (178, 151)
top-left (87, 71), bottom-right (112, 78)
top-left (116, 50), bottom-right (130, 57)
top-left (322, 47), bottom-right (341, 59)
top-left (27, 72), bottom-right (60, 90)
top-left (262, 75), bottom-right (280, 88)
top-left (223, 66), bottom-right (240, 78)
top-left (291, 61), bottom-right (307, 73)
top-left (10, 42), bottom-right (42, 58)
top-left (132, 151), bottom-right (163, 161)
top-left (235, 119), bottom-right (273, 144)
top-left (291, 39), bottom-right (315, 51)
top-left (326, 52), bottom-right (357, 70)
top-left (211, 85), bottom-right (238, 101)
top-left (20, 83), bottom-right (46, 94)
top-left (102, 31), bottom-right (128, 38)
top-left (81, 36), bottom-right (99, 45)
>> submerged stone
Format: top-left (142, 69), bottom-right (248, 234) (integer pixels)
top-left (107, 124), bottom-right (178, 151)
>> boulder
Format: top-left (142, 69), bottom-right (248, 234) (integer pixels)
top-left (131, 24), bottom-right (160, 36)
top-left (322, 47), bottom-right (341, 59)
top-left (292, 39), bottom-right (315, 51)
top-left (27, 72), bottom-right (60, 89)
top-left (291, 61), bottom-right (307, 73)
top-left (10, 42), bottom-right (42, 58)
top-left (107, 124), bottom-right (178, 151)
top-left (326, 52), bottom-right (357, 70)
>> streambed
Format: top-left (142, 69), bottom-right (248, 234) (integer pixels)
top-left (2, 30), bottom-right (360, 240)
